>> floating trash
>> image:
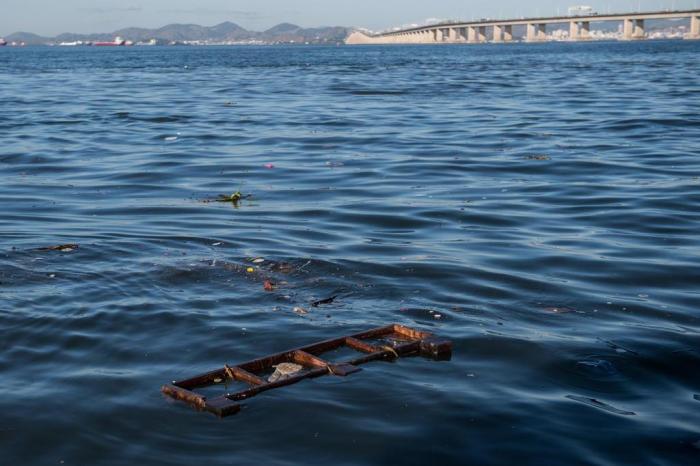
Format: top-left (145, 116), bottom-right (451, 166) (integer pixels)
top-left (576, 358), bottom-right (618, 377)
top-left (162, 323), bottom-right (452, 417)
top-left (263, 280), bottom-right (275, 292)
top-left (526, 154), bottom-right (550, 160)
top-left (264, 163), bottom-right (275, 169)
top-left (565, 395), bottom-right (635, 416)
top-left (36, 244), bottom-right (79, 252)
top-left (164, 136), bottom-right (178, 141)
top-left (311, 295), bottom-right (336, 307)
top-left (268, 363), bottom-right (303, 383)
top-left (544, 306), bottom-right (576, 314)
top-left (246, 267), bottom-right (255, 273)
top-left (597, 338), bottom-right (639, 355)
top-left (293, 306), bottom-right (309, 315)
top-left (205, 191), bottom-right (253, 204)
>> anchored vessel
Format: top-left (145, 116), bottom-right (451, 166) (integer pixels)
top-left (162, 324), bottom-right (452, 417)
top-left (94, 36), bottom-right (129, 46)
top-left (347, 9), bottom-right (700, 44)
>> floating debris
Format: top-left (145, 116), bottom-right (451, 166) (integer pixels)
top-left (544, 306), bottom-right (576, 314)
top-left (565, 395), bottom-right (635, 416)
top-left (252, 258), bottom-right (265, 264)
top-left (271, 262), bottom-right (295, 274)
top-left (311, 295), bottom-right (337, 307)
top-left (36, 244), bottom-right (79, 252)
top-left (223, 364), bottom-right (236, 381)
top-left (268, 363), bottom-right (304, 383)
top-left (162, 323), bottom-right (452, 417)
top-left (597, 338), bottom-right (639, 355)
top-left (264, 163), bottom-right (275, 169)
top-left (201, 191), bottom-right (253, 205)
top-left (263, 280), bottom-right (275, 292)
top-left (293, 306), bottom-right (309, 315)
top-left (295, 260), bottom-right (311, 272)
top-left (246, 267), bottom-right (255, 274)
top-left (576, 358), bottom-right (619, 378)
top-left (164, 136), bottom-right (178, 141)
top-left (526, 154), bottom-right (551, 160)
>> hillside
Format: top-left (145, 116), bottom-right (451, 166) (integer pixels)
top-left (3, 22), bottom-right (349, 45)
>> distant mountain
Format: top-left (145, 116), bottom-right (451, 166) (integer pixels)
top-left (3, 22), bottom-right (349, 45)
top-left (265, 23), bottom-right (303, 35)
top-left (5, 31), bottom-right (50, 44)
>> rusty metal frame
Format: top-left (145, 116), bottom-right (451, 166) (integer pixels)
top-left (162, 323), bottom-right (452, 417)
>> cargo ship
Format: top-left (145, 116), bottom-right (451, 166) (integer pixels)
top-left (94, 36), bottom-right (131, 46)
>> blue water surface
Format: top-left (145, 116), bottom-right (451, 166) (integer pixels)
top-left (1, 41), bottom-right (699, 465)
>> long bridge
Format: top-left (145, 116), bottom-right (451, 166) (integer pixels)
top-left (346, 9), bottom-right (700, 44)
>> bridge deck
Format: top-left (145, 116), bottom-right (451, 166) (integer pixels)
top-left (373, 9), bottom-right (700, 37)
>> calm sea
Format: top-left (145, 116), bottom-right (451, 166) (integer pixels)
top-left (1, 42), bottom-right (699, 465)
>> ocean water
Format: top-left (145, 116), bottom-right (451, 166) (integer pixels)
top-left (1, 41), bottom-right (699, 465)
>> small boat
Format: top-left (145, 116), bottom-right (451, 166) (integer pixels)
top-left (0, 38), bottom-right (7, 46)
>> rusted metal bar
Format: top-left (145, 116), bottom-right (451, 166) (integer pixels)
top-left (345, 337), bottom-right (379, 353)
top-left (225, 364), bottom-right (266, 386)
top-left (293, 350), bottom-right (329, 368)
top-left (328, 362), bottom-right (361, 376)
top-left (161, 324), bottom-right (452, 417)
top-left (228, 367), bottom-right (330, 401)
top-left (174, 367), bottom-right (228, 390)
top-left (393, 323), bottom-right (432, 340)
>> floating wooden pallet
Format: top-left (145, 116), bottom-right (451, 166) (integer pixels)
top-left (162, 323), bottom-right (452, 417)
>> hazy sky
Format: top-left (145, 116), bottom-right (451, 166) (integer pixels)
top-left (2, 0), bottom-right (698, 36)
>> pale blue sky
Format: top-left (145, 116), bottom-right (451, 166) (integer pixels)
top-left (2, 0), bottom-right (698, 36)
